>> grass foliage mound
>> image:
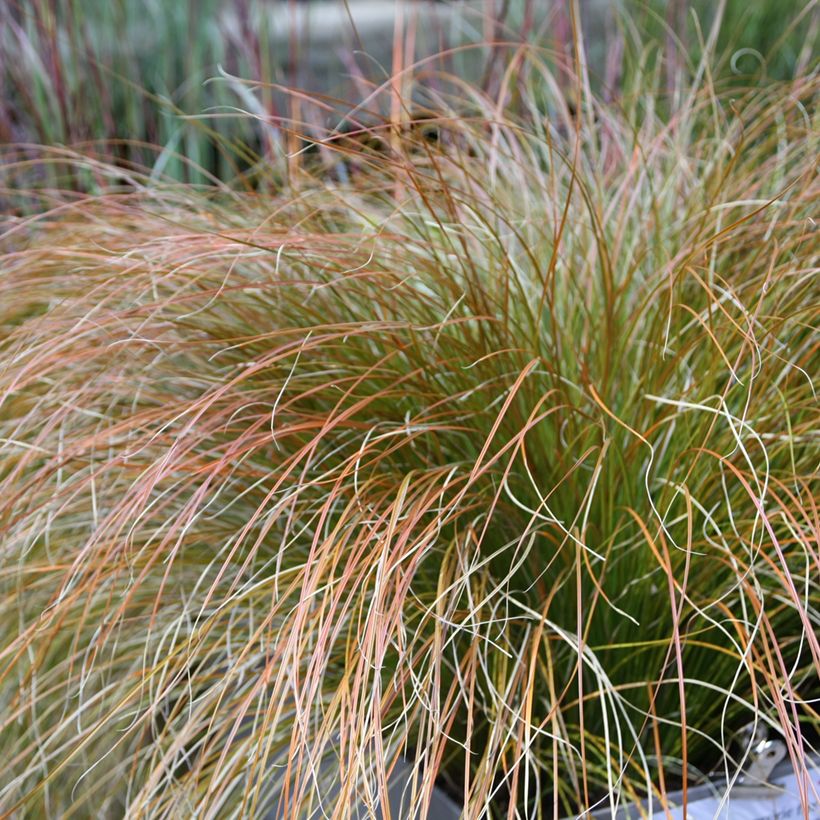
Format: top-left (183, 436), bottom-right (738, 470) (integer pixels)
top-left (1, 30), bottom-right (818, 820)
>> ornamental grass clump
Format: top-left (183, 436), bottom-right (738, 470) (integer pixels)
top-left (0, 36), bottom-right (818, 819)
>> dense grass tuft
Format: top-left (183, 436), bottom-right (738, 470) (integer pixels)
top-left (1, 20), bottom-right (818, 820)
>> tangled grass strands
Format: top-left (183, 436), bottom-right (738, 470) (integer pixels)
top-left (1, 33), bottom-right (819, 819)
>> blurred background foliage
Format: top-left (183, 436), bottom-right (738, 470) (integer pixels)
top-left (1, 0), bottom-right (816, 186)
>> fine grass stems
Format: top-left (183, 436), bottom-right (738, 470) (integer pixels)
top-left (1, 15), bottom-right (818, 820)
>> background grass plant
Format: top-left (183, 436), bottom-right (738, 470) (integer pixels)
top-left (1, 2), bottom-right (819, 818)
top-left (3, 0), bottom-right (816, 188)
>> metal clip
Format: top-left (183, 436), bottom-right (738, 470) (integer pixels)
top-left (733, 722), bottom-right (787, 797)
